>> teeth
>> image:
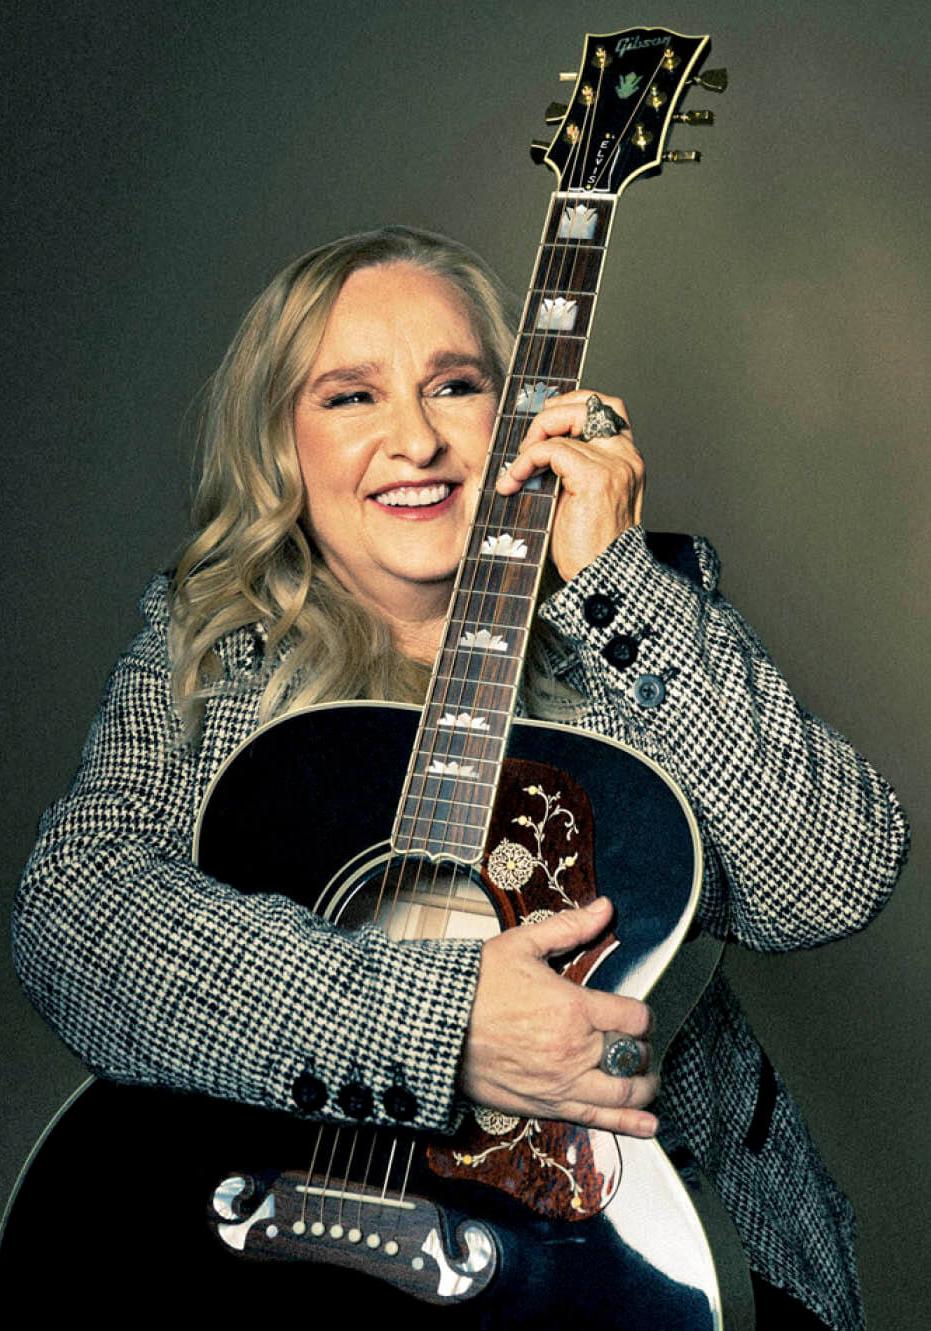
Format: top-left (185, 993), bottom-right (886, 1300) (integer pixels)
top-left (374, 484), bottom-right (451, 508)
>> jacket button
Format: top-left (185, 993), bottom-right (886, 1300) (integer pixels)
top-left (602, 634), bottom-right (638, 670)
top-left (633, 674), bottom-right (666, 708)
top-left (382, 1085), bottom-right (418, 1121)
top-left (291, 1070), bottom-right (327, 1113)
top-left (583, 593), bottom-right (616, 627)
top-left (337, 1081), bottom-right (374, 1119)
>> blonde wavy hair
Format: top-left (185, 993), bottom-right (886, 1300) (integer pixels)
top-left (170, 224), bottom-right (578, 737)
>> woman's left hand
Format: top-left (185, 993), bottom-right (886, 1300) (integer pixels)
top-left (495, 389), bottom-right (645, 582)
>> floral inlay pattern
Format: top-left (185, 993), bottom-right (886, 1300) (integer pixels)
top-left (457, 1115), bottom-right (583, 1210)
top-left (486, 783), bottom-right (580, 909)
top-left (487, 839), bottom-right (536, 892)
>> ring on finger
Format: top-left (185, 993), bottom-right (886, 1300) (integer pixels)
top-left (600, 1032), bottom-right (645, 1078)
top-left (580, 393), bottom-right (629, 442)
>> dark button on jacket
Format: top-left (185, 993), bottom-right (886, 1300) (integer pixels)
top-left (583, 593), bottom-right (616, 627)
top-left (337, 1081), bottom-right (374, 1119)
top-left (602, 633), bottom-right (638, 670)
top-left (291, 1069), bottom-right (327, 1113)
top-left (382, 1085), bottom-right (418, 1121)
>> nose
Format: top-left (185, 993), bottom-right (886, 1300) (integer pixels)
top-left (383, 394), bottom-right (446, 466)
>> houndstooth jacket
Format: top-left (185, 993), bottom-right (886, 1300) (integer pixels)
top-left (13, 524), bottom-right (908, 1331)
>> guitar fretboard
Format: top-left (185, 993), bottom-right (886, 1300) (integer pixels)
top-left (392, 193), bottom-right (617, 860)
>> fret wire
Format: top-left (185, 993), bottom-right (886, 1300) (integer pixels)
top-left (401, 791), bottom-right (496, 810)
top-left (398, 814), bottom-right (492, 834)
top-left (427, 704), bottom-right (513, 719)
top-left (414, 749), bottom-right (502, 768)
top-left (409, 779), bottom-right (498, 795)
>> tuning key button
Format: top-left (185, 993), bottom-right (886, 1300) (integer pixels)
top-left (530, 140), bottom-right (549, 164)
top-left (672, 110), bottom-right (715, 126)
top-left (545, 101), bottom-right (568, 123)
top-left (663, 150), bottom-right (702, 164)
top-left (689, 67), bottom-right (728, 93)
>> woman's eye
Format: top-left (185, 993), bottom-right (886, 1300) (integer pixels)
top-left (325, 390), bottom-right (372, 408)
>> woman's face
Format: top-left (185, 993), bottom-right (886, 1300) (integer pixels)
top-left (293, 261), bottom-right (499, 618)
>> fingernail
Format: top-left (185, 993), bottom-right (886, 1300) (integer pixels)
top-left (585, 896), bottom-right (610, 912)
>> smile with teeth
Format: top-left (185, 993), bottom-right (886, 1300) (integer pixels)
top-left (373, 483), bottom-right (453, 508)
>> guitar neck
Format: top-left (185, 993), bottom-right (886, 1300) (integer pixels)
top-left (393, 193), bottom-right (616, 861)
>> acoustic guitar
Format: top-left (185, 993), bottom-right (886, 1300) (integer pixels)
top-left (2, 25), bottom-right (753, 1328)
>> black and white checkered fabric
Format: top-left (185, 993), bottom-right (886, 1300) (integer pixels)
top-left (13, 525), bottom-right (908, 1331)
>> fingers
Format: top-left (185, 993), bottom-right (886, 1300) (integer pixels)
top-left (521, 895), bottom-right (614, 959)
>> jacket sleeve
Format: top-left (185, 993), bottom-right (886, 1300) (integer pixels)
top-left (12, 577), bottom-right (483, 1130)
top-left (538, 525), bottom-right (910, 951)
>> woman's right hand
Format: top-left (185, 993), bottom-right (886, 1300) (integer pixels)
top-left (459, 897), bottom-right (659, 1135)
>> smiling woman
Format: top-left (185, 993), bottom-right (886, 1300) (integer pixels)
top-left (9, 222), bottom-right (909, 1330)
top-left (293, 263), bottom-right (500, 651)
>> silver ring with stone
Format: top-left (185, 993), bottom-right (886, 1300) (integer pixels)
top-left (600, 1032), bottom-right (643, 1078)
top-left (580, 393), bottom-right (629, 441)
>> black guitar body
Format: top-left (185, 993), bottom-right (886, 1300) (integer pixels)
top-left (1, 704), bottom-right (750, 1327)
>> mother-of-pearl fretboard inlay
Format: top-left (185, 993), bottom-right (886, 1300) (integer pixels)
top-left (536, 297), bottom-right (578, 332)
top-left (437, 712), bottom-right (490, 731)
top-left (480, 533), bottom-right (528, 559)
top-left (558, 203), bottom-right (598, 240)
top-left (427, 760), bottom-right (479, 777)
top-left (516, 382), bottom-right (559, 414)
top-left (461, 629), bottom-right (510, 652)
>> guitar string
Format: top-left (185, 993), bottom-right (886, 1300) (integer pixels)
top-left (297, 1121), bottom-right (326, 1229)
top-left (310, 178), bottom-right (606, 1247)
top-left (375, 134), bottom-right (599, 957)
top-left (319, 53), bottom-right (653, 1228)
top-left (296, 45), bottom-right (687, 1240)
top-left (330, 193), bottom-right (592, 1228)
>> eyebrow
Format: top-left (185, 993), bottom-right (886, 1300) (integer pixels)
top-left (306, 351), bottom-right (492, 394)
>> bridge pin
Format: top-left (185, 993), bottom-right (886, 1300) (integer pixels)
top-left (310, 1221), bottom-right (325, 1237)
top-left (330, 1223), bottom-right (345, 1239)
top-left (292, 1220), bottom-right (307, 1236)
top-left (384, 1240), bottom-right (399, 1256)
top-left (366, 1233), bottom-right (381, 1248)
top-left (348, 1227), bottom-right (362, 1243)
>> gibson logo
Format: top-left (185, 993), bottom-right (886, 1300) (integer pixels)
top-left (614, 33), bottom-right (668, 56)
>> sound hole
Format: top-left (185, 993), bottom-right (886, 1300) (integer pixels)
top-left (327, 854), bottom-right (501, 944)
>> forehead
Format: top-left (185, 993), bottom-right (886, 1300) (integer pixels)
top-left (314, 262), bottom-right (482, 363)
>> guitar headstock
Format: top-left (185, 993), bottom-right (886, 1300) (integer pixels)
top-left (533, 26), bottom-right (725, 195)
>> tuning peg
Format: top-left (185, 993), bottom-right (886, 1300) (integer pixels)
top-left (545, 101), bottom-right (568, 123)
top-left (672, 109), bottom-right (714, 126)
top-left (530, 140), bottom-right (549, 164)
top-left (663, 149), bottom-right (702, 164)
top-left (558, 71), bottom-right (578, 82)
top-left (688, 67), bottom-right (728, 93)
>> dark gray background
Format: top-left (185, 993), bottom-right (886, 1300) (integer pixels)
top-left (2, 1), bottom-right (928, 1323)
